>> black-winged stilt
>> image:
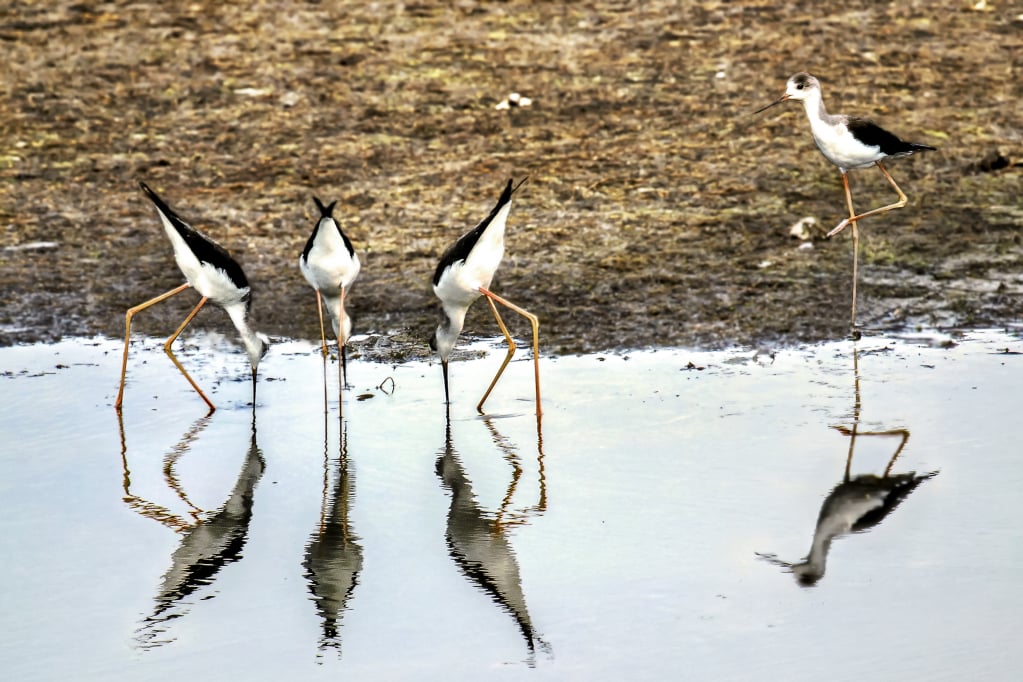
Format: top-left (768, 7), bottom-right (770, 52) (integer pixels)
top-left (115, 182), bottom-right (270, 412)
top-left (428, 178), bottom-right (541, 415)
top-left (299, 196), bottom-right (361, 386)
top-left (756, 72), bottom-right (936, 330)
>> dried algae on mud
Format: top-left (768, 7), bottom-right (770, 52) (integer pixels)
top-left (1, 1), bottom-right (1020, 356)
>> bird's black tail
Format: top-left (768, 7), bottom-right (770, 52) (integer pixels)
top-left (139, 181), bottom-right (185, 224)
top-left (313, 196), bottom-right (338, 219)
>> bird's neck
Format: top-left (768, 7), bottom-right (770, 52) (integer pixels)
top-left (800, 89), bottom-right (829, 125)
top-left (443, 304), bottom-right (469, 337)
top-left (225, 302), bottom-right (265, 369)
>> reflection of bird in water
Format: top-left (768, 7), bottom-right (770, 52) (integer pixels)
top-left (119, 411), bottom-right (265, 647)
top-left (429, 178), bottom-right (541, 415)
top-left (436, 415), bottom-right (547, 659)
top-left (119, 414), bottom-right (211, 532)
top-left (759, 430), bottom-right (936, 586)
top-left (481, 416), bottom-right (547, 531)
top-left (758, 348), bottom-right (937, 585)
top-left (116, 182), bottom-right (270, 413)
top-left (302, 409), bottom-right (363, 656)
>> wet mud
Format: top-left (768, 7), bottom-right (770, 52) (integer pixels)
top-left (1, 1), bottom-right (1021, 358)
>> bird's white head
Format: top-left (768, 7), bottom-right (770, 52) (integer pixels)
top-left (244, 332), bottom-right (271, 372)
top-left (430, 312), bottom-right (467, 405)
top-left (241, 332), bottom-right (270, 405)
top-left (429, 314), bottom-right (462, 364)
top-left (755, 72), bottom-right (821, 113)
top-left (338, 312), bottom-right (353, 347)
top-left (782, 72), bottom-right (821, 102)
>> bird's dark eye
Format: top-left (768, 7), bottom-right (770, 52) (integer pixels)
top-left (796, 83), bottom-right (804, 90)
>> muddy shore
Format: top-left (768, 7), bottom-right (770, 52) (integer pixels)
top-left (2, 1), bottom-right (1021, 358)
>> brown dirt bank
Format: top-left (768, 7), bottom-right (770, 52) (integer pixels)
top-left (1, 1), bottom-right (1021, 359)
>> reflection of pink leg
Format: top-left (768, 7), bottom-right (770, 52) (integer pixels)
top-left (833, 425), bottom-right (911, 479)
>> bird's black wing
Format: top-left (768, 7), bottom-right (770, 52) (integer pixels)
top-left (846, 118), bottom-right (935, 156)
top-left (432, 178), bottom-right (524, 286)
top-left (339, 229), bottom-right (357, 260)
top-left (139, 182), bottom-right (250, 291)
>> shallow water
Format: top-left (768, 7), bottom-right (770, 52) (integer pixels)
top-left (2, 329), bottom-right (1022, 681)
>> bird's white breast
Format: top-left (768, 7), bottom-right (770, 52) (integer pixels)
top-left (809, 117), bottom-right (882, 171)
top-left (300, 222), bottom-right (360, 296)
top-left (160, 215), bottom-right (249, 306)
top-left (434, 209), bottom-right (509, 305)
top-left (462, 224), bottom-right (505, 289)
top-left (433, 260), bottom-right (483, 309)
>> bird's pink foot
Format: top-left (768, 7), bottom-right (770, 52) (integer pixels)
top-left (827, 217), bottom-right (854, 239)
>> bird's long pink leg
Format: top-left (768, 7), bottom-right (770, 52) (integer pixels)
top-left (847, 174), bottom-right (860, 329)
top-left (477, 287), bottom-right (541, 416)
top-left (115, 283), bottom-right (191, 411)
top-left (163, 296), bottom-right (215, 413)
top-left (827, 161), bottom-right (909, 238)
top-left (339, 285), bottom-right (348, 390)
top-left (828, 173), bottom-right (861, 329)
top-left (478, 295), bottom-right (518, 413)
top-left (314, 289), bottom-right (328, 358)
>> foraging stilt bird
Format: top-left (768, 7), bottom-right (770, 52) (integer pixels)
top-left (299, 196), bottom-right (361, 385)
top-left (429, 178), bottom-right (541, 415)
top-left (756, 72), bottom-right (936, 329)
top-left (115, 182), bottom-right (270, 412)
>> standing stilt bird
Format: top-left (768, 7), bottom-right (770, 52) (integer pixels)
top-left (429, 178), bottom-right (541, 415)
top-left (756, 72), bottom-right (936, 331)
top-left (299, 196), bottom-right (361, 386)
top-left (115, 182), bottom-right (270, 412)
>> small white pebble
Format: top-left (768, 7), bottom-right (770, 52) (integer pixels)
top-left (234, 87), bottom-right (272, 97)
top-left (788, 216), bottom-right (818, 241)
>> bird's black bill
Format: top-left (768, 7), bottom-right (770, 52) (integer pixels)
top-left (341, 344), bottom-right (348, 389)
top-left (753, 95), bottom-right (790, 115)
top-left (441, 360), bottom-right (450, 404)
top-left (251, 367), bottom-right (258, 406)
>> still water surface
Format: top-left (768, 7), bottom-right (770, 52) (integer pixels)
top-left (1, 330), bottom-right (1022, 680)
